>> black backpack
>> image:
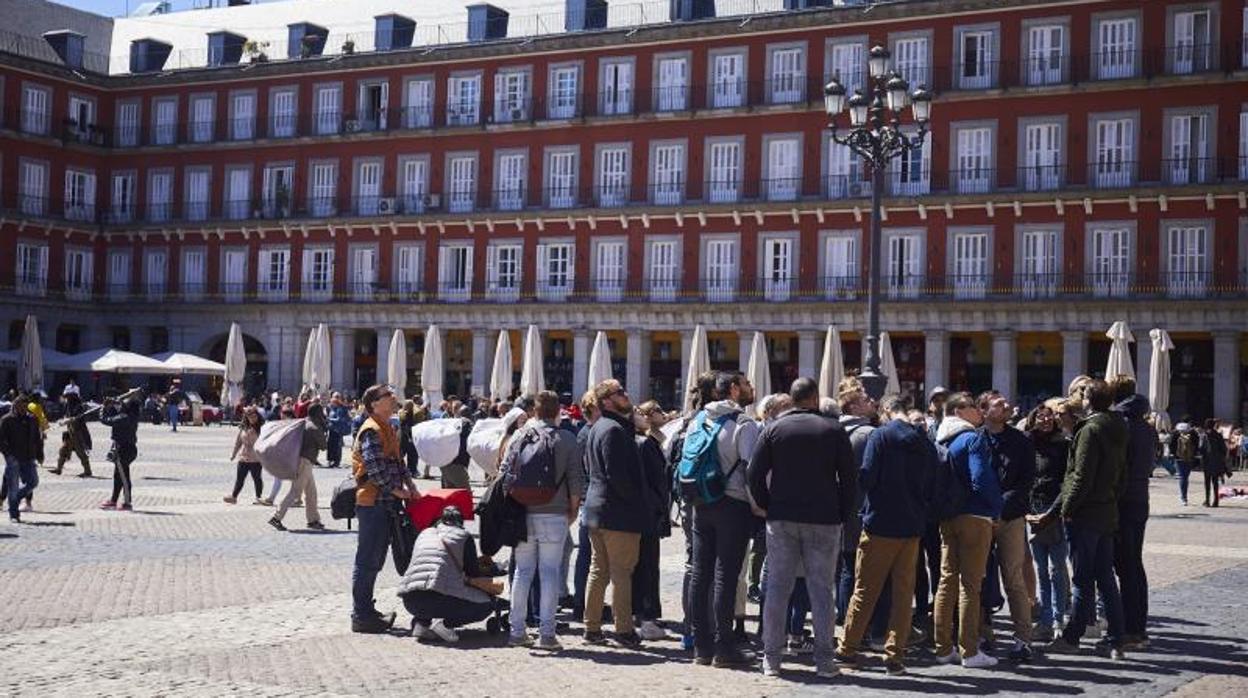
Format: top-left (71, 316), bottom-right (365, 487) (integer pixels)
top-left (331, 477), bottom-right (357, 528)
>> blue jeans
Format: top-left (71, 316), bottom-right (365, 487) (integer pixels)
top-left (167, 404), bottom-right (180, 431)
top-left (1029, 534), bottom-right (1070, 627)
top-left (352, 503), bottom-right (393, 620)
top-left (5, 456), bottom-right (38, 518)
top-left (572, 506), bottom-right (592, 618)
top-left (761, 520), bottom-right (841, 669)
top-left (1177, 461), bottom-right (1193, 501)
top-left (326, 431), bottom-right (343, 466)
top-left (511, 513), bottom-right (569, 638)
top-left (1063, 523), bottom-right (1124, 647)
top-left (1158, 456), bottom-right (1177, 477)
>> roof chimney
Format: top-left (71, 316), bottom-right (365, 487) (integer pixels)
top-left (207, 31), bottom-right (246, 66)
top-left (288, 22), bottom-right (328, 59)
top-left (467, 4), bottom-right (509, 42)
top-left (565, 0), bottom-right (608, 32)
top-left (42, 30), bottom-right (85, 70)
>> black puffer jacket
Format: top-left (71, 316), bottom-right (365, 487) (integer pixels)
top-left (1029, 430), bottom-right (1069, 515)
top-left (583, 411), bottom-right (651, 533)
top-left (986, 425), bottom-right (1036, 522)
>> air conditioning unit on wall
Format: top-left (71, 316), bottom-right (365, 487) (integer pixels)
top-left (423, 193), bottom-right (441, 209)
top-left (345, 119), bottom-right (362, 132)
top-left (378, 197), bottom-right (396, 214)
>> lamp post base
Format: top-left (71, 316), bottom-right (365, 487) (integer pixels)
top-left (859, 368), bottom-right (888, 401)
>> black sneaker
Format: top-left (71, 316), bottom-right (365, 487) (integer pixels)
top-left (1044, 636), bottom-right (1081, 655)
top-left (1007, 643), bottom-right (1033, 663)
top-left (614, 631), bottom-right (643, 649)
top-left (268, 517), bottom-right (287, 532)
top-left (833, 650), bottom-right (861, 671)
top-left (1093, 641), bottom-right (1126, 661)
top-left (583, 630), bottom-right (608, 645)
top-left (884, 660), bottom-right (906, 676)
top-left (352, 615), bottom-right (392, 634)
top-left (712, 648), bottom-right (757, 668)
top-left (306, 521), bottom-right (326, 531)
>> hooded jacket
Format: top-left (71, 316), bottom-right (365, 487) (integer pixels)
top-left (747, 408), bottom-right (856, 525)
top-left (985, 424), bottom-right (1036, 522)
top-left (583, 410), bottom-right (651, 532)
top-left (859, 418), bottom-right (937, 538)
top-left (703, 400), bottom-right (759, 504)
top-left (1061, 410), bottom-right (1128, 533)
top-left (1112, 394), bottom-right (1159, 507)
top-left (936, 416), bottom-right (1003, 520)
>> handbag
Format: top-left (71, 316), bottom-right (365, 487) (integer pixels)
top-left (389, 501), bottom-right (418, 574)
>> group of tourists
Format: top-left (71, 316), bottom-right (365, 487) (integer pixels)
top-left (332, 365), bottom-right (1178, 679)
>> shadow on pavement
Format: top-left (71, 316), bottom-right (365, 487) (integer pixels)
top-left (17, 520), bottom-right (76, 527)
top-left (141, 476), bottom-right (182, 481)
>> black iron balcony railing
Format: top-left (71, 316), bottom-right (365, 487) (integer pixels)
top-left (9, 270), bottom-right (1245, 307)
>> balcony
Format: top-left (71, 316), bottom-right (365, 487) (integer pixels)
top-left (30, 270), bottom-right (1242, 308)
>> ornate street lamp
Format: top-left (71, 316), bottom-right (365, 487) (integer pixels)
top-left (824, 46), bottom-right (932, 400)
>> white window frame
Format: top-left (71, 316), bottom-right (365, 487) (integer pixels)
top-left (152, 97), bottom-right (178, 145)
top-left (269, 87), bottom-right (297, 138)
top-left (224, 167), bottom-right (252, 220)
top-left (314, 83), bottom-right (342, 135)
top-left (15, 241), bottom-right (49, 296)
top-left (109, 170), bottom-right (136, 223)
top-left (1022, 20), bottom-right (1068, 86)
top-left (107, 248), bottom-right (131, 301)
top-left (645, 237), bottom-right (681, 301)
top-left (486, 241), bottom-right (522, 302)
top-left (1093, 13), bottom-right (1140, 80)
top-left (349, 244), bottom-right (379, 301)
top-left (21, 83), bottom-right (51, 135)
top-left (649, 140), bottom-right (686, 205)
top-left (592, 238), bottom-right (627, 301)
top-left (1090, 112), bottom-right (1138, 188)
top-left (1163, 107), bottom-right (1214, 185)
top-left (1162, 220), bottom-right (1210, 298)
top-left (766, 43), bottom-right (806, 105)
top-left (494, 150), bottom-right (527, 211)
top-left (181, 248), bottom-right (206, 300)
top-left (448, 73), bottom-right (482, 126)
top-left (189, 94), bottom-right (215, 143)
top-left (1169, 6), bottom-right (1215, 75)
top-left (708, 49), bottom-right (747, 109)
top-left (951, 123), bottom-right (995, 194)
top-left (948, 228), bottom-right (991, 299)
top-left (653, 53), bottom-right (690, 112)
top-left (64, 247), bottom-right (93, 300)
top-left (63, 168), bottom-right (96, 222)
top-left (759, 234), bottom-right (797, 301)
top-left (884, 229), bottom-right (925, 299)
top-left (535, 240), bottom-right (575, 301)
top-left (116, 100), bottom-right (141, 147)
top-left (888, 127), bottom-right (931, 196)
top-left (955, 24), bottom-right (999, 90)
top-left (493, 68), bottom-right (531, 123)
top-left (890, 32), bottom-right (932, 91)
top-left (595, 144), bottom-right (630, 206)
top-left (394, 244), bottom-right (423, 297)
top-left (763, 135), bottom-right (802, 202)
top-left (354, 159), bottom-right (383, 215)
top-left (144, 248), bottom-right (168, 301)
top-left (818, 230), bottom-right (859, 300)
top-left (547, 63), bottom-right (581, 120)
top-left (1085, 222), bottom-right (1134, 298)
top-left (1019, 118), bottom-right (1064, 192)
top-left (399, 156), bottom-right (430, 214)
top-left (1015, 225), bottom-right (1062, 298)
top-left (258, 246), bottom-right (291, 301)
top-left (402, 76), bottom-right (434, 129)
top-left (147, 169), bottom-right (174, 222)
top-left (544, 147), bottom-right (579, 209)
top-left (356, 79), bottom-right (389, 131)
top-left (261, 164), bottom-right (294, 218)
top-left (221, 247), bottom-right (248, 302)
top-left (183, 168), bottom-right (211, 222)
top-left (705, 137), bottom-right (743, 204)
top-left (599, 58), bottom-right (635, 116)
top-left (702, 235), bottom-right (739, 302)
top-left (438, 243), bottom-right (474, 301)
top-left (445, 153), bottom-right (478, 213)
top-left (229, 90), bottom-right (256, 140)
top-left (19, 159), bottom-right (49, 216)
top-left (309, 161), bottom-right (338, 216)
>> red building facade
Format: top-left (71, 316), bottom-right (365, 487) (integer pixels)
top-left (2, 0), bottom-right (1247, 419)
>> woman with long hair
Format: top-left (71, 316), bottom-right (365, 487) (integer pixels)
top-left (225, 406), bottom-right (266, 504)
top-left (1023, 401), bottom-right (1071, 642)
top-left (631, 399), bottom-right (671, 641)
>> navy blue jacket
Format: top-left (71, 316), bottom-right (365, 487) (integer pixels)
top-left (937, 417), bottom-right (1004, 520)
top-left (583, 410), bottom-right (650, 533)
top-left (985, 425), bottom-right (1036, 522)
top-left (859, 419), bottom-right (937, 538)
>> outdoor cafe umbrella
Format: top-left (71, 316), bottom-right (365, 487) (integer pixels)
top-left (746, 331), bottom-right (772, 399)
top-left (1149, 328), bottom-right (1175, 431)
top-left (222, 322), bottom-right (247, 410)
top-left (879, 331), bottom-right (901, 397)
top-left (684, 324), bottom-right (710, 413)
top-left (1106, 321), bottom-right (1136, 380)
top-left (520, 325), bottom-right (545, 399)
top-left (587, 331), bottom-right (613, 390)
top-left (54, 348), bottom-right (177, 375)
top-left (151, 352), bottom-right (226, 375)
top-left (490, 330), bottom-right (513, 401)
top-left (301, 327), bottom-right (319, 391)
top-left (315, 323), bottom-right (332, 394)
top-left (421, 324), bottom-right (444, 407)
top-left (17, 315), bottom-right (42, 392)
top-left (818, 325), bottom-right (845, 400)
top-left (386, 329), bottom-right (407, 396)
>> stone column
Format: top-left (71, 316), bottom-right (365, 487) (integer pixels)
top-left (797, 331), bottom-right (819, 382)
top-left (331, 327), bottom-right (353, 394)
top-left (738, 332), bottom-right (753, 374)
top-left (1061, 331), bottom-right (1088, 394)
top-left (924, 330), bottom-right (950, 395)
top-left (375, 328), bottom-right (392, 391)
top-left (1213, 331), bottom-right (1241, 421)
top-left (991, 331), bottom-right (1018, 402)
top-left (626, 329), bottom-right (649, 401)
top-left (471, 329), bottom-right (490, 397)
top-left (572, 329), bottom-right (590, 399)
top-left (1135, 337), bottom-right (1153, 405)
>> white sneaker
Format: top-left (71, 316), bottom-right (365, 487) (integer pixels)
top-left (430, 620), bottom-right (459, 643)
top-left (411, 621), bottom-right (431, 640)
top-left (962, 652), bottom-right (999, 669)
top-left (638, 620), bottom-right (667, 641)
top-left (935, 651), bottom-right (962, 665)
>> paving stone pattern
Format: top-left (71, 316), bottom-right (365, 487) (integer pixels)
top-left (2, 423), bottom-right (1246, 696)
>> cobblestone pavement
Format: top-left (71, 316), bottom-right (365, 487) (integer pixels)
top-left (2, 423), bottom-right (1246, 697)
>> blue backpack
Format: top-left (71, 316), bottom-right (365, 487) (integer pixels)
top-left (674, 411), bottom-right (740, 506)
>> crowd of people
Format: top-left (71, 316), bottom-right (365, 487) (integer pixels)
top-left (2, 367), bottom-right (1242, 680)
top-left (328, 368), bottom-right (1221, 679)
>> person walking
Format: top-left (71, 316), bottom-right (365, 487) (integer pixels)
top-left (1200, 419), bottom-right (1228, 508)
top-left (687, 371), bottom-right (760, 667)
top-left (165, 380), bottom-right (186, 432)
top-left (933, 392), bottom-right (1003, 669)
top-left (224, 406), bottom-right (265, 504)
top-left (269, 403), bottom-right (328, 531)
top-left (978, 390), bottom-right (1036, 661)
top-left (1045, 379), bottom-right (1128, 660)
top-left (1109, 376), bottom-right (1158, 650)
top-left (352, 384), bottom-right (418, 633)
top-left (99, 396), bottom-right (141, 511)
top-left (1, 396), bottom-right (42, 524)
top-left (835, 394), bottom-right (936, 676)
top-left (1173, 420), bottom-right (1199, 505)
top-left (503, 390), bottom-right (582, 650)
top-left (325, 392), bottom-right (351, 468)
top-left (54, 392), bottom-right (93, 477)
top-left (582, 379), bottom-right (651, 648)
top-left (1023, 402), bottom-right (1070, 644)
top-left (747, 377), bottom-right (855, 678)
